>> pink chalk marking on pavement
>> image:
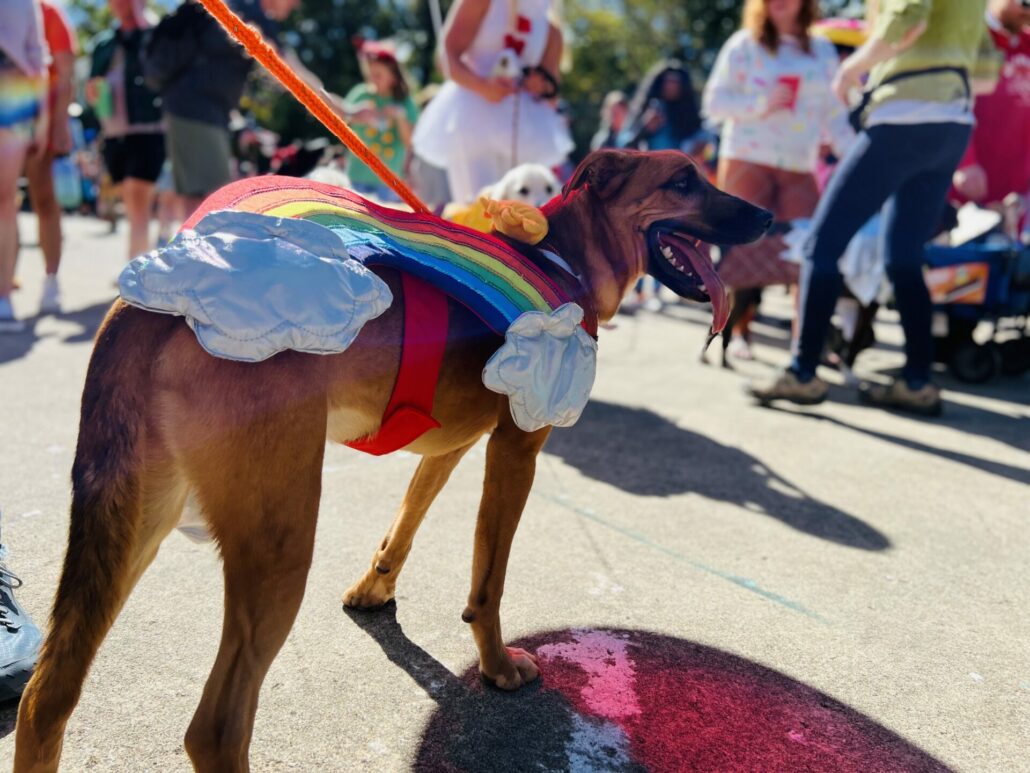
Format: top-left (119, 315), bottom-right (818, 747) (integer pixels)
top-left (537, 628), bottom-right (641, 720)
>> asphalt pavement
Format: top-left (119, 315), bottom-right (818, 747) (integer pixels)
top-left (0, 213), bottom-right (1027, 771)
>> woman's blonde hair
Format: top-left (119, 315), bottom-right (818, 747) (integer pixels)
top-left (742, 0), bottom-right (820, 54)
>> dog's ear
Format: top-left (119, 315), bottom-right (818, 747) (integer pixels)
top-left (562, 150), bottom-right (640, 201)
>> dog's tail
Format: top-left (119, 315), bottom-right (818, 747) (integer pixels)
top-left (15, 302), bottom-right (176, 770)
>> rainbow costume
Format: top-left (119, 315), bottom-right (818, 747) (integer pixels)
top-left (119, 177), bottom-right (598, 451)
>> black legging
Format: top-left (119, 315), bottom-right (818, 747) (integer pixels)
top-left (793, 122), bottom-right (972, 387)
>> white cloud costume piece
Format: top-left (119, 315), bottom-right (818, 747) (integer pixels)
top-left (119, 207), bottom-right (597, 435)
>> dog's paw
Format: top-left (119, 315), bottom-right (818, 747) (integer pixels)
top-left (481, 647), bottom-right (541, 691)
top-left (341, 572), bottom-right (395, 610)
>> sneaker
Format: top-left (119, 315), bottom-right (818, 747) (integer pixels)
top-left (0, 541), bottom-right (42, 702)
top-left (859, 379), bottom-right (943, 417)
top-left (642, 296), bottom-right (663, 313)
top-left (727, 335), bottom-right (754, 361)
top-left (747, 368), bottom-right (829, 406)
top-left (0, 297), bottom-right (25, 333)
top-left (39, 275), bottom-right (61, 315)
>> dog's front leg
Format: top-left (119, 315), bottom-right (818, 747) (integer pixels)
top-left (343, 442), bottom-right (475, 609)
top-left (463, 414), bottom-right (551, 690)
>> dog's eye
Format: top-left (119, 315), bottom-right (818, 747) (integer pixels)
top-left (518, 187), bottom-right (530, 196)
top-left (545, 185), bottom-right (554, 194)
top-left (666, 174), bottom-right (696, 193)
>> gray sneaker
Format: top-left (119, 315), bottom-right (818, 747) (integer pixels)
top-left (0, 543), bottom-right (42, 703)
top-left (747, 369), bottom-right (829, 406)
top-left (859, 379), bottom-right (943, 417)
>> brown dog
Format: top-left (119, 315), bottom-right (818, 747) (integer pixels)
top-left (13, 149), bottom-right (770, 772)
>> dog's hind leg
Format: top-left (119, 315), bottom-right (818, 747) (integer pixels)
top-left (719, 288), bottom-right (758, 369)
top-left (15, 455), bottom-right (187, 773)
top-left (182, 393), bottom-right (326, 773)
top-left (343, 443), bottom-right (474, 610)
top-left (15, 310), bottom-right (188, 773)
top-left (462, 416), bottom-right (550, 690)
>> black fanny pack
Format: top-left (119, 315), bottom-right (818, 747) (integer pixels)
top-left (849, 66), bottom-right (971, 132)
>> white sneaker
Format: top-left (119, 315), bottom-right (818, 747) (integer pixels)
top-left (727, 335), bottom-right (753, 361)
top-left (0, 297), bottom-right (25, 333)
top-left (39, 275), bottom-right (61, 315)
top-left (642, 297), bottom-right (663, 312)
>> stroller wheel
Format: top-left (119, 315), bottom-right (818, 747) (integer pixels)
top-left (999, 338), bottom-right (1030, 376)
top-left (949, 340), bottom-right (1001, 383)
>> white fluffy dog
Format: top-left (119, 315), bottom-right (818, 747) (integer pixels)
top-left (488, 163), bottom-right (561, 207)
top-left (305, 165), bottom-right (352, 190)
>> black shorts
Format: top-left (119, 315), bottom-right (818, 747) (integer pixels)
top-left (102, 133), bottom-right (166, 184)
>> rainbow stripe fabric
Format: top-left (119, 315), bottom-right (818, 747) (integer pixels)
top-left (0, 68), bottom-right (43, 131)
top-left (184, 176), bottom-right (579, 336)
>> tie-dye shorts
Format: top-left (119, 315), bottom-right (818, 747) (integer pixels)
top-left (0, 51), bottom-right (43, 142)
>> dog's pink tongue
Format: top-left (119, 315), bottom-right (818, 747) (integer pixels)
top-left (665, 234), bottom-right (729, 334)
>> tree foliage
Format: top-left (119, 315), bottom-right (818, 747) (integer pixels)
top-left (64, 0), bottom-right (865, 156)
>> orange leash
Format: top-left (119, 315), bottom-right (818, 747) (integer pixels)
top-left (195, 0), bottom-right (430, 214)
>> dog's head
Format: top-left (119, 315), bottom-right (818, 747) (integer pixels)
top-left (491, 164), bottom-right (561, 208)
top-left (549, 149), bottom-right (772, 329)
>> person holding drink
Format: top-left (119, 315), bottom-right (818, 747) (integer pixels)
top-left (703, 0), bottom-right (853, 360)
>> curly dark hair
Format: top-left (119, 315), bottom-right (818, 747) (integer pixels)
top-left (622, 60), bottom-right (702, 150)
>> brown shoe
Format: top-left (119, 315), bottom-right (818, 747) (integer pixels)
top-left (747, 369), bottom-right (829, 406)
top-left (859, 379), bottom-right (942, 416)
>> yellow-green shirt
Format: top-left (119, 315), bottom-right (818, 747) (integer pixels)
top-left (866, 0), bottom-right (990, 113)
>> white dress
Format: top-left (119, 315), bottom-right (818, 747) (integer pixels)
top-left (412, 0), bottom-right (574, 203)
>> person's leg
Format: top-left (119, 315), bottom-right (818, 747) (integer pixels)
top-left (25, 148), bottom-right (61, 275)
top-left (0, 129), bottom-right (30, 303)
top-left (25, 148), bottom-right (64, 313)
top-left (717, 159), bottom-right (778, 349)
top-left (155, 188), bottom-right (179, 247)
top-left (121, 177), bottom-right (155, 261)
top-left (775, 170), bottom-right (821, 348)
top-left (879, 124), bottom-right (972, 389)
top-left (791, 129), bottom-right (916, 381)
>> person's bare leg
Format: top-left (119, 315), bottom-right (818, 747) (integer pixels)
top-left (180, 194), bottom-right (206, 224)
top-left (25, 149), bottom-right (61, 275)
top-left (121, 177), bottom-right (156, 260)
top-left (0, 130), bottom-right (30, 299)
top-left (155, 188), bottom-right (180, 245)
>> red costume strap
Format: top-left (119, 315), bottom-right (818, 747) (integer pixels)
top-left (345, 274), bottom-right (449, 456)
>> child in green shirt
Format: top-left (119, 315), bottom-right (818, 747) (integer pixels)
top-left (340, 41), bottom-right (418, 202)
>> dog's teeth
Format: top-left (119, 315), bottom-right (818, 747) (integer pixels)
top-left (699, 283), bottom-right (707, 292)
top-left (661, 246), bottom-right (674, 259)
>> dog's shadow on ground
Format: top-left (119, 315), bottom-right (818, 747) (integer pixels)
top-left (543, 400), bottom-right (889, 550)
top-left (346, 605), bottom-right (951, 772)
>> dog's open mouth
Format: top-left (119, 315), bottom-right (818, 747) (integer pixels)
top-left (648, 228), bottom-right (729, 334)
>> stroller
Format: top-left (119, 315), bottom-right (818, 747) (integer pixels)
top-left (924, 204), bottom-right (1030, 382)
